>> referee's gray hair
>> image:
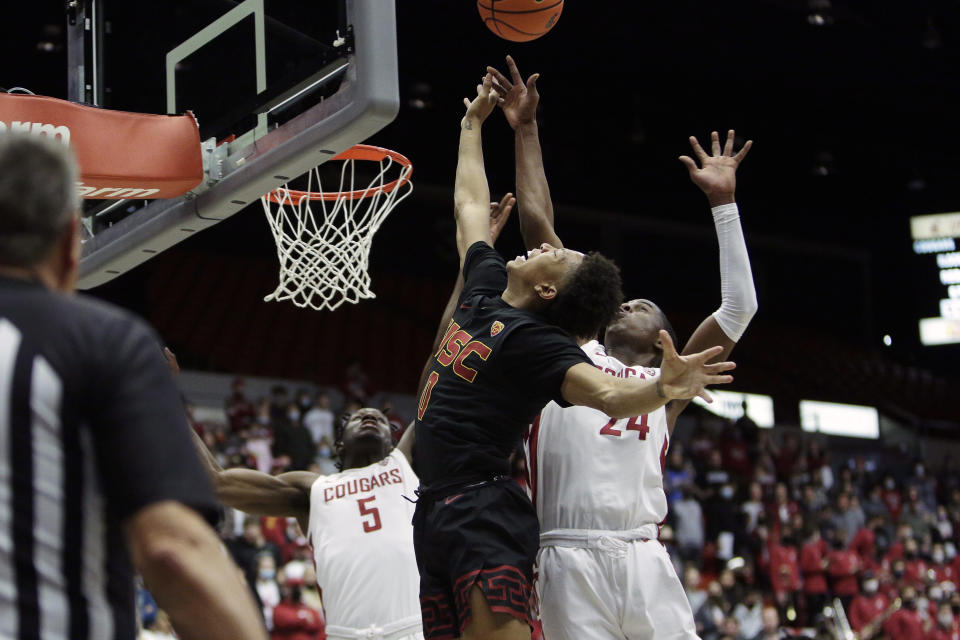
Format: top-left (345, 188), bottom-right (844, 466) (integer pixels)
top-left (0, 133), bottom-right (80, 267)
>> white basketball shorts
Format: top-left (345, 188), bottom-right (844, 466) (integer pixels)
top-left (537, 534), bottom-right (699, 640)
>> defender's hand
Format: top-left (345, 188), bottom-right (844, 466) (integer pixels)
top-left (462, 73), bottom-right (502, 127)
top-left (658, 330), bottom-right (735, 402)
top-left (489, 193), bottom-right (516, 245)
top-left (679, 130), bottom-right (753, 206)
top-left (486, 55), bottom-right (540, 130)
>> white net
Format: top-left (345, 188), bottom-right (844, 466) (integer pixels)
top-left (260, 148), bottom-right (413, 311)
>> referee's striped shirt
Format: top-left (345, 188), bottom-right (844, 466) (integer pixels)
top-left (0, 276), bottom-right (217, 640)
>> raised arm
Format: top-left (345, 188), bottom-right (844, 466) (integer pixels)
top-left (488, 56), bottom-right (563, 250)
top-left (454, 73), bottom-right (502, 268)
top-left (189, 427), bottom-right (314, 523)
top-left (562, 330), bottom-right (735, 418)
top-left (667, 130), bottom-right (757, 428)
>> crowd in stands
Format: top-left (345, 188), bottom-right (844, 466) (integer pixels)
top-left (139, 370), bottom-right (960, 640)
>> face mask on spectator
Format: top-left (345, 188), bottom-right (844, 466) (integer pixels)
top-left (931, 587), bottom-right (944, 602)
top-left (864, 580), bottom-right (879, 594)
top-left (288, 410), bottom-right (300, 422)
top-left (915, 465), bottom-right (925, 477)
top-left (933, 550), bottom-right (945, 564)
top-left (939, 612), bottom-right (954, 628)
top-left (257, 415), bottom-right (270, 425)
top-left (720, 486), bottom-right (735, 500)
top-left (885, 479), bottom-right (895, 490)
top-left (319, 445), bottom-right (332, 458)
top-left (893, 569), bottom-right (905, 579)
top-left (259, 569), bottom-right (275, 581)
top-left (299, 396), bottom-right (311, 408)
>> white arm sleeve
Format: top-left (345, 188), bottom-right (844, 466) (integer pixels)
top-left (711, 203), bottom-right (758, 342)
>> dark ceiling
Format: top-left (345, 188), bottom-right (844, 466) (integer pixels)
top-left (4, 1), bottom-right (960, 403)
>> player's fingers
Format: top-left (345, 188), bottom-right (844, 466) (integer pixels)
top-left (506, 54), bottom-right (523, 85)
top-left (688, 136), bottom-right (708, 161)
top-left (703, 361), bottom-right (737, 373)
top-left (659, 330), bottom-right (678, 359)
top-left (710, 131), bottom-right (721, 156)
top-left (498, 192), bottom-right (514, 210)
top-left (527, 72), bottom-right (541, 89)
top-left (679, 155), bottom-right (698, 174)
top-left (734, 139), bottom-right (754, 163)
top-left (491, 81), bottom-right (510, 98)
top-left (464, 97), bottom-right (471, 108)
top-left (705, 374), bottom-right (734, 386)
top-left (486, 66), bottom-right (513, 89)
top-left (697, 389), bottom-right (714, 404)
top-left (723, 129), bottom-right (735, 156)
top-left (687, 344), bottom-right (725, 365)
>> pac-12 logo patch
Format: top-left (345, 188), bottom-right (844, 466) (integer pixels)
top-left (491, 321), bottom-right (505, 337)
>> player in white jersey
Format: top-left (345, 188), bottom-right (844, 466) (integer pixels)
top-left (487, 56), bottom-right (758, 640)
top-left (191, 408), bottom-right (424, 640)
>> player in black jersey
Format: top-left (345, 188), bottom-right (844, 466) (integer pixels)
top-left (411, 75), bottom-right (738, 640)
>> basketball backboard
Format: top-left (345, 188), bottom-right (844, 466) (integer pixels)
top-left (70, 0), bottom-right (399, 289)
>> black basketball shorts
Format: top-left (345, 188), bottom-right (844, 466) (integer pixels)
top-left (412, 477), bottom-right (539, 640)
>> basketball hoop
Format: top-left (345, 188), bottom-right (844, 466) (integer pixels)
top-left (260, 144), bottom-right (413, 311)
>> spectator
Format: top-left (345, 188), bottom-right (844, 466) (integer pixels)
top-left (751, 606), bottom-right (785, 640)
top-left (800, 527), bottom-right (829, 623)
top-left (884, 585), bottom-right (925, 640)
top-left (273, 402), bottom-right (318, 471)
top-left (295, 388), bottom-right (314, 412)
top-left (719, 615), bottom-right (744, 640)
top-left (907, 461), bottom-right (937, 512)
top-left (931, 543), bottom-right (957, 585)
top-left (742, 482), bottom-right (766, 535)
top-left (271, 576), bottom-right (325, 640)
top-left (827, 529), bottom-right (860, 609)
top-left (771, 482), bottom-right (800, 531)
top-left (733, 590), bottom-right (765, 639)
top-left (768, 527), bottom-right (801, 614)
top-left (226, 377), bottom-right (256, 433)
top-left (831, 492), bottom-right (866, 545)
top-left (934, 506), bottom-right (954, 543)
top-left (882, 475), bottom-right (904, 523)
top-left (227, 516), bottom-right (284, 587)
top-left (685, 565), bottom-right (708, 614)
top-left (901, 486), bottom-right (933, 539)
top-left (674, 491), bottom-right (706, 564)
top-left (863, 484), bottom-right (891, 524)
top-left (697, 581), bottom-right (729, 640)
top-left (254, 554), bottom-right (281, 630)
top-left (303, 392), bottom-right (335, 449)
top-left (927, 602), bottom-right (957, 640)
top-left (270, 385), bottom-right (290, 422)
top-left (665, 446), bottom-right (697, 504)
top-left (802, 483), bottom-right (828, 520)
top-left (342, 360), bottom-right (371, 404)
top-left (902, 537), bottom-right (929, 588)
top-left (735, 400), bottom-right (760, 452)
top-left (849, 572), bottom-right (890, 635)
top-left (722, 423), bottom-right (753, 480)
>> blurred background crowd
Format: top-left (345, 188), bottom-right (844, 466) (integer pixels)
top-left (135, 364), bottom-right (960, 640)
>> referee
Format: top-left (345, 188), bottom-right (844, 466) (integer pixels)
top-left (0, 135), bottom-right (267, 640)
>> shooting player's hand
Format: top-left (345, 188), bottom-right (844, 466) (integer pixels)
top-left (658, 330), bottom-right (735, 402)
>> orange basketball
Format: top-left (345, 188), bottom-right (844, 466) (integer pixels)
top-left (477, 0), bottom-right (564, 43)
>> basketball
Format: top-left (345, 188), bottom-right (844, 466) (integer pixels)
top-left (477, 0), bottom-right (564, 42)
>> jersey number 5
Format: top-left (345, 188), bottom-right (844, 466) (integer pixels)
top-left (357, 497), bottom-right (382, 533)
top-left (599, 415), bottom-right (649, 440)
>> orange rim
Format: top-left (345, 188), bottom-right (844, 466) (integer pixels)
top-left (264, 144), bottom-right (413, 203)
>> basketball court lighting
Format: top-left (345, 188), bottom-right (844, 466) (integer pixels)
top-left (883, 335), bottom-right (892, 347)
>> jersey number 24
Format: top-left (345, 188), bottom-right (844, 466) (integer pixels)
top-left (599, 415), bottom-right (649, 440)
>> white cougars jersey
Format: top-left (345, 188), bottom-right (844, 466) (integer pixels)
top-left (307, 449), bottom-right (422, 635)
top-left (530, 340), bottom-right (670, 533)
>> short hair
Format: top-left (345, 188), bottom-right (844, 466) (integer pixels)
top-left (544, 252), bottom-right (623, 339)
top-left (0, 134), bottom-right (79, 267)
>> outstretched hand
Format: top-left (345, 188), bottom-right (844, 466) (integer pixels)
top-left (658, 330), bottom-right (735, 402)
top-left (486, 55), bottom-right (540, 130)
top-left (462, 73), bottom-right (503, 127)
top-left (679, 130), bottom-right (752, 206)
top-left (489, 193), bottom-right (516, 244)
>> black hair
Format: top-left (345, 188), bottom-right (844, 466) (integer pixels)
top-left (544, 252), bottom-right (623, 339)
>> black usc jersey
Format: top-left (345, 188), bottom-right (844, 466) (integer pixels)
top-left (413, 242), bottom-right (590, 487)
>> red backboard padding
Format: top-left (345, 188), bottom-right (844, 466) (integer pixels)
top-left (0, 93), bottom-right (203, 199)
